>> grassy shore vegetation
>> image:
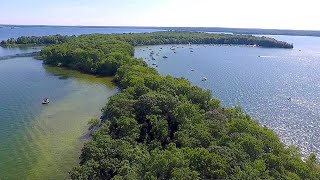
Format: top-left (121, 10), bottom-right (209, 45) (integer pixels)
top-left (17, 32), bottom-right (319, 179)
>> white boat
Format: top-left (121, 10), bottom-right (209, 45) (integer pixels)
top-left (42, 98), bottom-right (50, 104)
top-left (163, 55), bottom-right (168, 58)
top-left (202, 77), bottom-right (207, 81)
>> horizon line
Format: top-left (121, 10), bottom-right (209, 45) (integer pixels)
top-left (1, 24), bottom-right (320, 32)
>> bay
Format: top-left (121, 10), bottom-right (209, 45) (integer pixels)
top-left (135, 35), bottom-right (320, 157)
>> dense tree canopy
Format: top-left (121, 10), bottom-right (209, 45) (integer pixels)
top-left (0, 34), bottom-right (72, 46)
top-left (41, 35), bottom-right (141, 76)
top-left (2, 31), bottom-right (293, 48)
top-left (113, 31), bottom-right (293, 48)
top-left (38, 32), bottom-right (319, 179)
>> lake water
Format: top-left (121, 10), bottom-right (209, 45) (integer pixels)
top-left (135, 35), bottom-right (320, 157)
top-left (0, 47), bottom-right (118, 179)
top-left (0, 26), bottom-right (160, 40)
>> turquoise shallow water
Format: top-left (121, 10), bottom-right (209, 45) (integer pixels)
top-left (0, 48), bottom-right (118, 179)
top-left (135, 35), bottom-right (320, 157)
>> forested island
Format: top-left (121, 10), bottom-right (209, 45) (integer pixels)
top-left (0, 34), bottom-right (72, 47)
top-left (1, 31), bottom-right (293, 48)
top-left (4, 32), bottom-right (320, 179)
top-left (3, 25), bottom-right (320, 37)
top-left (160, 27), bottom-right (320, 37)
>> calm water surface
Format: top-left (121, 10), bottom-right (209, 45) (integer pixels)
top-left (0, 26), bottom-right (160, 40)
top-left (0, 47), bottom-right (118, 180)
top-left (135, 35), bottom-right (320, 157)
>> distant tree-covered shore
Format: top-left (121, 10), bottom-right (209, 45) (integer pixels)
top-left (0, 34), bottom-right (72, 47)
top-left (1, 31), bottom-right (293, 48)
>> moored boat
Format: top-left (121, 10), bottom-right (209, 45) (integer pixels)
top-left (42, 98), bottom-right (50, 104)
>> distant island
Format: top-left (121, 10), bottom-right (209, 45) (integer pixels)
top-left (0, 34), bottom-right (72, 47)
top-left (1, 31), bottom-right (293, 49)
top-left (1, 24), bottom-right (320, 37)
top-left (160, 27), bottom-right (320, 37)
top-left (3, 31), bottom-right (319, 179)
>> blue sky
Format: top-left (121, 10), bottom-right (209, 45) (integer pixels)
top-left (1, 0), bottom-right (319, 30)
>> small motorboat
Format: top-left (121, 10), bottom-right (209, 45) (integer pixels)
top-left (42, 98), bottom-right (50, 104)
top-left (163, 55), bottom-right (168, 58)
top-left (202, 77), bottom-right (208, 81)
